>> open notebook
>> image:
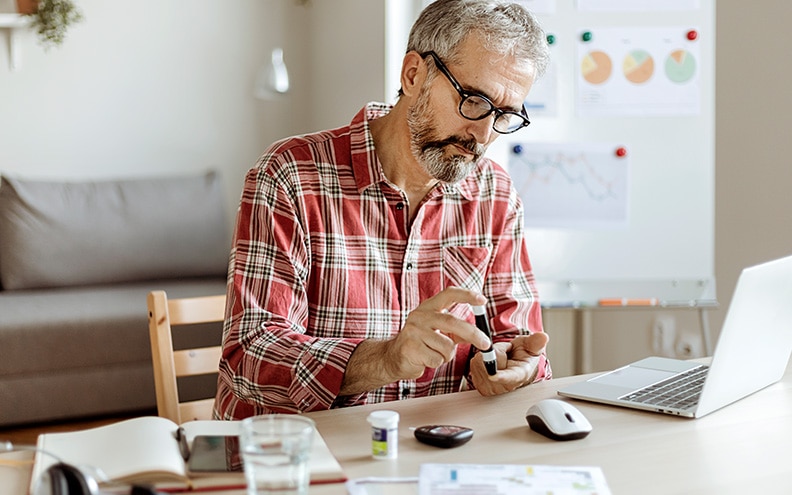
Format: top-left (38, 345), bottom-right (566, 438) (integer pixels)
top-left (558, 254), bottom-right (792, 418)
top-left (31, 416), bottom-right (346, 492)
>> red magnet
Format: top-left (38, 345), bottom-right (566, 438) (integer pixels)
top-left (615, 147), bottom-right (627, 157)
top-left (686, 29), bottom-right (698, 41)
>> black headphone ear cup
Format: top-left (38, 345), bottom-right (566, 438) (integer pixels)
top-left (44, 463), bottom-right (96, 495)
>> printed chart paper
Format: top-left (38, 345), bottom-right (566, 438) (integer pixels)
top-left (418, 464), bottom-right (612, 495)
top-left (508, 142), bottom-right (630, 229)
top-left (577, 27), bottom-right (702, 116)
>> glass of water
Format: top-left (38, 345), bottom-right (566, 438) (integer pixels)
top-left (240, 414), bottom-right (315, 495)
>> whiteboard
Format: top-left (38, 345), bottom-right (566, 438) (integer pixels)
top-left (484, 0), bottom-right (715, 303)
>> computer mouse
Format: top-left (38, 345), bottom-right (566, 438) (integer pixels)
top-left (525, 399), bottom-right (592, 441)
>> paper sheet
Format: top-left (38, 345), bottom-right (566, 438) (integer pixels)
top-left (417, 464), bottom-right (611, 495)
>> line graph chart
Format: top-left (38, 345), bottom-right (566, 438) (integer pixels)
top-left (508, 142), bottom-right (630, 229)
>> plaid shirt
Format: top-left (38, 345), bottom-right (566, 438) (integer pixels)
top-left (214, 102), bottom-right (549, 419)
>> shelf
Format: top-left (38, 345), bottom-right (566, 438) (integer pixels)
top-left (0, 13), bottom-right (31, 71)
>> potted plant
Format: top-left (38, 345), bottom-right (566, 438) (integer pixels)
top-left (17, 0), bottom-right (83, 49)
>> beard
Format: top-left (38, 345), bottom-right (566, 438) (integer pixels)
top-left (407, 83), bottom-right (486, 184)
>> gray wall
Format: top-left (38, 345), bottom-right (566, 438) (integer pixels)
top-left (715, 3), bottom-right (792, 331)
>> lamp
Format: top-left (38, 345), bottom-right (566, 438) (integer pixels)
top-left (254, 47), bottom-right (290, 99)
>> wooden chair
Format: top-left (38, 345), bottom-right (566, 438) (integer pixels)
top-left (147, 290), bottom-right (226, 424)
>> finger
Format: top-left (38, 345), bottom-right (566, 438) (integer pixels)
top-left (398, 311), bottom-right (475, 372)
top-left (474, 342), bottom-right (541, 392)
top-left (508, 333), bottom-right (549, 360)
top-left (487, 361), bottom-right (534, 385)
top-left (496, 342), bottom-right (512, 368)
top-left (421, 286), bottom-right (486, 313)
top-left (389, 336), bottom-right (452, 378)
top-left (423, 346), bottom-right (450, 369)
top-left (468, 355), bottom-right (502, 396)
top-left (412, 308), bottom-right (490, 350)
top-left (397, 319), bottom-right (457, 364)
top-left (423, 329), bottom-right (461, 362)
top-left (489, 353), bottom-right (542, 388)
top-left (469, 346), bottom-right (516, 395)
top-left (525, 332), bottom-right (549, 355)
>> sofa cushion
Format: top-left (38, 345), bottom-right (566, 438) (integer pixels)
top-left (0, 172), bottom-right (230, 290)
top-left (0, 278), bottom-right (227, 375)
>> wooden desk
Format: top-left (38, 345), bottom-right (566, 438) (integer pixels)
top-left (4, 364), bottom-right (791, 494)
top-left (308, 363), bottom-right (792, 495)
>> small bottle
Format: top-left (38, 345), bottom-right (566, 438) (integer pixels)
top-left (366, 410), bottom-right (399, 459)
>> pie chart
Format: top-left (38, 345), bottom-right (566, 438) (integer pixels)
top-left (665, 49), bottom-right (697, 83)
top-left (581, 51), bottom-right (612, 85)
top-left (623, 50), bottom-right (654, 84)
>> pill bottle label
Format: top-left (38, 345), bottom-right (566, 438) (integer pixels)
top-left (367, 410), bottom-right (399, 459)
top-left (371, 427), bottom-right (397, 458)
top-left (371, 427), bottom-right (388, 455)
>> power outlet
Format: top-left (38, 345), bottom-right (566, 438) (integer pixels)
top-left (652, 316), bottom-right (676, 357)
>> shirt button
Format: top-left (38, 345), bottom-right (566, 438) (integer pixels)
top-left (401, 387), bottom-right (410, 397)
top-left (405, 262), bottom-right (413, 270)
top-left (395, 202), bottom-right (404, 210)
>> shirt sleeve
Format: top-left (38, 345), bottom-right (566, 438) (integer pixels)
top-left (218, 155), bottom-right (364, 414)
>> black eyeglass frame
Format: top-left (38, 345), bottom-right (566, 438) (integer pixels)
top-left (419, 51), bottom-right (531, 134)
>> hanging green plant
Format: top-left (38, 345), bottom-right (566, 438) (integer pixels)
top-left (21, 0), bottom-right (84, 49)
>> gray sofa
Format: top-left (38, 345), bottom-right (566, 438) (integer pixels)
top-left (0, 172), bottom-right (230, 427)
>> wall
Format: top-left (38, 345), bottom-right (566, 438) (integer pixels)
top-left (0, 0), bottom-right (387, 211)
top-left (305, 0), bottom-right (386, 132)
top-left (0, 0), bottom-right (316, 217)
top-left (714, 4), bottom-right (792, 342)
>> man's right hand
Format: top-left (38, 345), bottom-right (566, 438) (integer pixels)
top-left (383, 287), bottom-right (492, 379)
top-left (340, 287), bottom-right (491, 395)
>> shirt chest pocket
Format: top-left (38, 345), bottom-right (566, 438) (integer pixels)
top-left (442, 245), bottom-right (492, 293)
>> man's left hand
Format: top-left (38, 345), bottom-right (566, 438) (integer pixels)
top-left (469, 332), bottom-right (549, 396)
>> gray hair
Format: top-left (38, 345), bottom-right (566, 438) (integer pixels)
top-left (407, 0), bottom-right (549, 78)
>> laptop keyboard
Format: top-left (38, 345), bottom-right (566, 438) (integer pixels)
top-left (620, 365), bottom-right (709, 410)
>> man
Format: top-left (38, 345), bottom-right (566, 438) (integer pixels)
top-left (215, 0), bottom-right (551, 419)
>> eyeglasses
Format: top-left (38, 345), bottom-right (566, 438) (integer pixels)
top-left (420, 51), bottom-right (531, 134)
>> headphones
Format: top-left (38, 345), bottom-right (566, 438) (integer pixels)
top-left (38, 463), bottom-right (99, 495)
top-left (2, 442), bottom-right (161, 495)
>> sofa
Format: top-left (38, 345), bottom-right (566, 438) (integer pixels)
top-left (0, 171), bottom-right (231, 427)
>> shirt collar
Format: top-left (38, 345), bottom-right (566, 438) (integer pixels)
top-left (350, 102), bottom-right (390, 194)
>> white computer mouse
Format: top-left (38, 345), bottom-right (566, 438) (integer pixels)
top-left (525, 398), bottom-right (592, 441)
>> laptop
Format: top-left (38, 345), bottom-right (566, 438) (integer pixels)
top-left (557, 255), bottom-right (792, 418)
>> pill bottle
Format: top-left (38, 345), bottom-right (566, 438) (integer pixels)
top-left (366, 410), bottom-right (399, 459)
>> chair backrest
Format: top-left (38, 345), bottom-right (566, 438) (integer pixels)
top-left (147, 290), bottom-right (226, 424)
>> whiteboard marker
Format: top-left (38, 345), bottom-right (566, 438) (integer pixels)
top-left (472, 305), bottom-right (497, 376)
top-left (598, 298), bottom-right (658, 306)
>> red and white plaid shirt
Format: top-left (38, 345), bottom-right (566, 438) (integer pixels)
top-left (214, 102), bottom-right (549, 419)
